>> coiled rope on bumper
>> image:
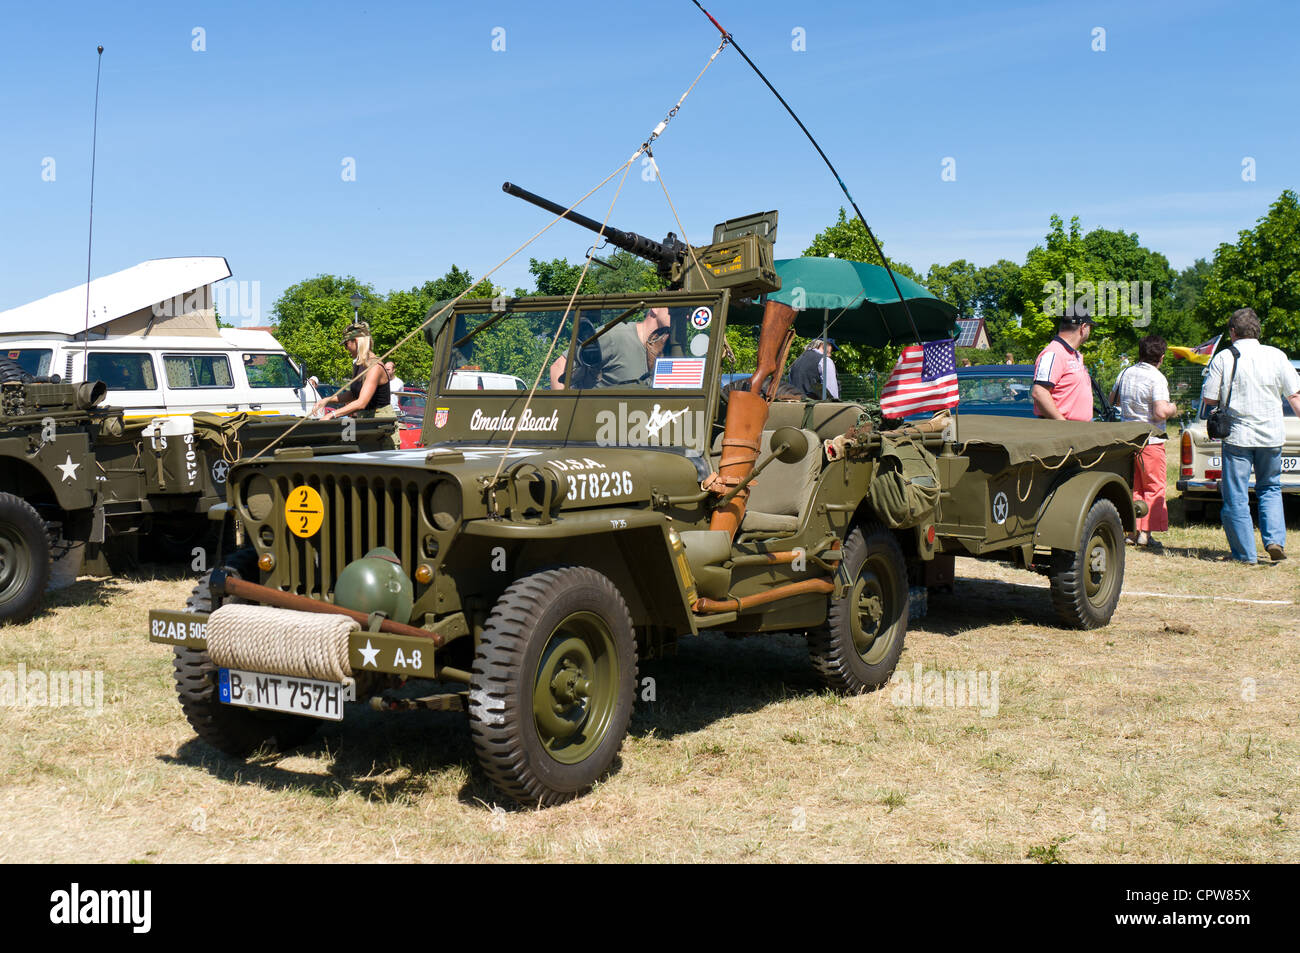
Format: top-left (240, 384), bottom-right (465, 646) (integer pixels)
top-left (207, 604), bottom-right (355, 682)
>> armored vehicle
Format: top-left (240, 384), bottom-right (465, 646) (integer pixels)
top-left (147, 190), bottom-right (1153, 806)
top-left (0, 359), bottom-right (395, 624)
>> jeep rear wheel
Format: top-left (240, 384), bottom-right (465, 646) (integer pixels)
top-left (469, 567), bottom-right (637, 807)
top-left (0, 492), bottom-right (51, 625)
top-left (173, 548), bottom-right (319, 756)
top-left (807, 522), bottom-right (908, 694)
top-left (1048, 497), bottom-right (1124, 629)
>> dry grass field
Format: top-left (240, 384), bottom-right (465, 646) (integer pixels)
top-left (2, 439), bottom-right (1297, 864)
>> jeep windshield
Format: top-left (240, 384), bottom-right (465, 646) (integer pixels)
top-left (437, 296), bottom-right (721, 394)
top-left (425, 291), bottom-right (729, 452)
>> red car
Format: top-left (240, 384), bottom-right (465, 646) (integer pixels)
top-left (395, 390), bottom-right (426, 448)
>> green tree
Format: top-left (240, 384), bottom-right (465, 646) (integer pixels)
top-left (1171, 258), bottom-right (1212, 315)
top-left (974, 259), bottom-right (1024, 357)
top-left (1196, 189), bottom-right (1300, 353)
top-left (271, 275), bottom-right (376, 385)
top-left (271, 267), bottom-right (496, 388)
top-left (925, 260), bottom-right (981, 320)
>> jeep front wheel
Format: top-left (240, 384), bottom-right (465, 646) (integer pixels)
top-left (807, 522), bottom-right (908, 694)
top-left (469, 566), bottom-right (637, 807)
top-left (0, 492), bottom-right (51, 625)
top-left (1047, 497), bottom-right (1124, 629)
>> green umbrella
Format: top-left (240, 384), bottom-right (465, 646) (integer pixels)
top-left (730, 257), bottom-right (958, 348)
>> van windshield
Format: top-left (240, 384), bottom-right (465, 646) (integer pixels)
top-left (243, 353), bottom-right (300, 388)
top-left (4, 348), bottom-right (52, 377)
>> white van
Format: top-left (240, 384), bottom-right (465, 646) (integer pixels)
top-left (3, 329), bottom-right (318, 419)
top-left (0, 257), bottom-right (318, 419)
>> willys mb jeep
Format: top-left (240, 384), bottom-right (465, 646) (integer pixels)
top-left (147, 189), bottom-right (1154, 805)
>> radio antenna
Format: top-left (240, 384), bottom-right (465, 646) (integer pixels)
top-left (81, 44), bottom-right (105, 378)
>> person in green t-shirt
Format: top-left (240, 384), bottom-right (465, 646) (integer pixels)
top-left (550, 307), bottom-right (671, 389)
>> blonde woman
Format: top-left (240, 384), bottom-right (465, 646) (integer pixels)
top-left (312, 322), bottom-right (400, 448)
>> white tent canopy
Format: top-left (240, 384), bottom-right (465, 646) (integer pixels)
top-left (0, 257), bottom-right (232, 338)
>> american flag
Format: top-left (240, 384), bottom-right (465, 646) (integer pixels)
top-left (879, 339), bottom-right (959, 418)
top-left (653, 358), bottom-right (706, 389)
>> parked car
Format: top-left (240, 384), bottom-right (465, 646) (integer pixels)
top-left (395, 388), bottom-right (427, 449)
top-left (903, 365), bottom-right (1119, 422)
top-left (395, 389), bottom-right (427, 418)
top-left (446, 369), bottom-right (527, 390)
top-left (1177, 359), bottom-right (1300, 520)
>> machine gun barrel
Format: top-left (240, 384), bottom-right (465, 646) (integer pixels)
top-left (502, 181), bottom-right (683, 275)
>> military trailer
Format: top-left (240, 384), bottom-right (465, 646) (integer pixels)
top-left (146, 192), bottom-right (1153, 806)
top-left (0, 360), bottom-right (395, 624)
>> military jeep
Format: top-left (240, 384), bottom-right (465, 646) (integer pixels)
top-left (0, 358), bottom-right (395, 625)
top-left (147, 199), bottom-right (1154, 806)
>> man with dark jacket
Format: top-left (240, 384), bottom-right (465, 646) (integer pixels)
top-left (787, 338), bottom-right (838, 399)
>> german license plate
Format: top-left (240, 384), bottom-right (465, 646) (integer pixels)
top-left (1210, 456), bottom-right (1298, 471)
top-left (218, 668), bottom-right (355, 721)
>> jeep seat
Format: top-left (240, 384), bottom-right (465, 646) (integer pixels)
top-left (711, 427), bottom-right (822, 537)
top-left (764, 401), bottom-right (866, 440)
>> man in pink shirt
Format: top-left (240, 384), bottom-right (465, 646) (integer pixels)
top-left (1032, 305), bottom-right (1095, 421)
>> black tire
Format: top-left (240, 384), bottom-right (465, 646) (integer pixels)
top-left (0, 492), bottom-right (51, 625)
top-left (172, 547), bottom-right (319, 756)
top-left (807, 522), bottom-right (908, 694)
top-left (469, 566), bottom-right (637, 807)
top-left (0, 357), bottom-right (32, 385)
top-left (1047, 498), bottom-right (1125, 629)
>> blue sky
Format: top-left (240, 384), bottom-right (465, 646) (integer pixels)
top-left (1, 0), bottom-right (1295, 325)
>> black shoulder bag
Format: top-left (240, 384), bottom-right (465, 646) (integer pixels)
top-left (1206, 346), bottom-right (1240, 440)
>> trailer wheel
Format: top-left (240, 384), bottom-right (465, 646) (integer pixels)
top-left (173, 547), bottom-right (319, 756)
top-left (0, 492), bottom-right (51, 625)
top-left (807, 522), bottom-right (908, 694)
top-left (1048, 497), bottom-right (1124, 629)
top-left (469, 566), bottom-right (637, 807)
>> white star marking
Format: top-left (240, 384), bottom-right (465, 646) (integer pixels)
top-left (359, 639), bottom-right (380, 667)
top-left (57, 454), bottom-right (81, 482)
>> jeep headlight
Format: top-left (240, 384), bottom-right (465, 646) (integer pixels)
top-left (425, 479), bottom-right (461, 532)
top-left (240, 472), bottom-right (275, 522)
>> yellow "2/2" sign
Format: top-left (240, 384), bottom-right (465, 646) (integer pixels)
top-left (285, 485), bottom-right (324, 538)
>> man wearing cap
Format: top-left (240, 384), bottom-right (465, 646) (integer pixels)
top-left (787, 338), bottom-right (839, 400)
top-left (1032, 305), bottom-right (1095, 421)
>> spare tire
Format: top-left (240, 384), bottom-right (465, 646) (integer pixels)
top-left (0, 357), bottom-right (33, 385)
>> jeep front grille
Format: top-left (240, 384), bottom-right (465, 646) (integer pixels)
top-left (272, 473), bottom-right (422, 599)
